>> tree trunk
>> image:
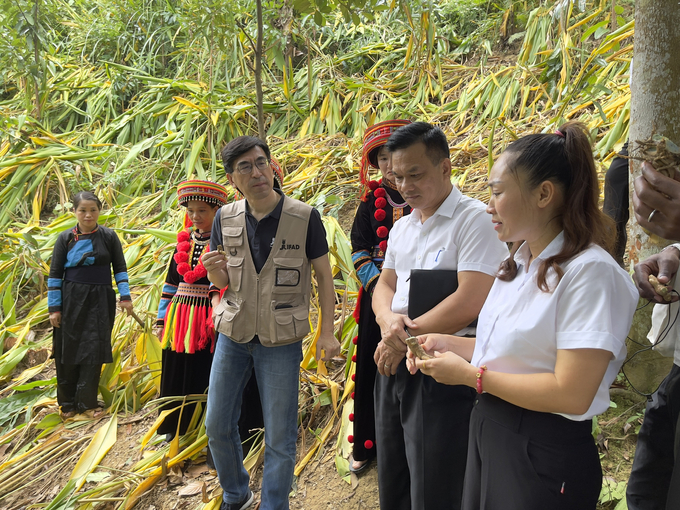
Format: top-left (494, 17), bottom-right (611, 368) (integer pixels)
top-left (625, 0), bottom-right (680, 392)
top-left (255, 0), bottom-right (265, 141)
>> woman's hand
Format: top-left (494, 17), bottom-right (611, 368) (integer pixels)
top-left (211, 294), bottom-right (221, 309)
top-left (119, 300), bottom-right (134, 316)
top-left (411, 350), bottom-right (476, 387)
top-left (405, 334), bottom-right (461, 374)
top-left (49, 311), bottom-right (62, 328)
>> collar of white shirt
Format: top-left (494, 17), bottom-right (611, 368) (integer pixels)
top-left (406, 185), bottom-right (462, 224)
top-left (513, 231), bottom-right (565, 272)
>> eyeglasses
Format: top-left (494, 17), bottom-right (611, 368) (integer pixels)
top-left (234, 158), bottom-right (270, 175)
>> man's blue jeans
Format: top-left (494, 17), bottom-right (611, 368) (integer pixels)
top-left (206, 334), bottom-right (302, 510)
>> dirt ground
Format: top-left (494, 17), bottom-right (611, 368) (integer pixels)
top-left (89, 408), bottom-right (380, 510)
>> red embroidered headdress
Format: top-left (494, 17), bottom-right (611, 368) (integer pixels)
top-left (359, 119), bottom-right (411, 200)
top-left (177, 180), bottom-right (229, 208)
top-left (177, 180), bottom-right (228, 229)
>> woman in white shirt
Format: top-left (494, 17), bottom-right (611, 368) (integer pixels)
top-left (406, 121), bottom-right (638, 510)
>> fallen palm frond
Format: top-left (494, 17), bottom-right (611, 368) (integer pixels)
top-left (0, 0), bottom-right (637, 507)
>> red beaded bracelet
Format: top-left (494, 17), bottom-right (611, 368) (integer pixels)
top-left (476, 365), bottom-right (488, 394)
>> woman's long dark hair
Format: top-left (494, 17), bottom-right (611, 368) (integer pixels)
top-left (73, 191), bottom-right (102, 210)
top-left (497, 121), bottom-right (615, 291)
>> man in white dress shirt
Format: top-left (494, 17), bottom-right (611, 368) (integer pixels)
top-left (371, 122), bottom-right (508, 510)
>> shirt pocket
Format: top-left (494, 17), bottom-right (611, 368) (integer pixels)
top-left (427, 246), bottom-right (458, 269)
top-left (227, 256), bottom-right (244, 292)
top-left (270, 302), bottom-right (310, 344)
top-left (272, 257), bottom-right (304, 294)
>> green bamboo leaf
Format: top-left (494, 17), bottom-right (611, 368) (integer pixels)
top-left (117, 136), bottom-right (158, 173)
top-left (186, 133), bottom-right (206, 179)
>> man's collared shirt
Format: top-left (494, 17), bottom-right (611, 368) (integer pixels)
top-left (383, 185), bottom-right (508, 333)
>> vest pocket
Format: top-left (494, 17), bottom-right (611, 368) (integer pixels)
top-left (222, 226), bottom-right (243, 248)
top-left (270, 303), bottom-right (310, 344)
top-left (273, 257), bottom-right (304, 293)
top-left (213, 298), bottom-right (243, 340)
top-left (227, 256), bottom-right (244, 292)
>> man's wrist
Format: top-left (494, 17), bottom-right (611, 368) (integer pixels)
top-left (663, 244), bottom-right (680, 258)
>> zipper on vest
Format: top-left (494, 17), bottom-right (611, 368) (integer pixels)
top-left (255, 274), bottom-right (260, 336)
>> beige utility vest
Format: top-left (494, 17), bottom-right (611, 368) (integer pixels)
top-left (213, 195), bottom-right (313, 347)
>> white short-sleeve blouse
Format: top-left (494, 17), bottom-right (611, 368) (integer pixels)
top-left (471, 232), bottom-right (638, 421)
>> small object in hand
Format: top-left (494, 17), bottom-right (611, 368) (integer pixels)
top-left (649, 275), bottom-right (672, 302)
top-left (216, 244), bottom-right (225, 255)
top-left (404, 336), bottom-right (433, 360)
top-left (631, 135), bottom-right (680, 179)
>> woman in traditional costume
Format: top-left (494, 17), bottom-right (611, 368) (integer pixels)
top-left (49, 191), bottom-right (134, 418)
top-left (156, 180), bottom-right (265, 448)
top-left (155, 180), bottom-right (229, 437)
top-left (348, 119), bottom-right (412, 473)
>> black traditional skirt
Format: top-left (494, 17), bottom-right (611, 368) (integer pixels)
top-left (53, 281), bottom-right (116, 365)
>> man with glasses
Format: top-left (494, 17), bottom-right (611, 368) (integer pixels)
top-left (202, 136), bottom-right (340, 510)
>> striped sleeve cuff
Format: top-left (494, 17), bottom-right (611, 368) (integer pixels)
top-left (114, 271), bottom-right (131, 300)
top-left (353, 251), bottom-right (380, 292)
top-left (157, 283), bottom-right (177, 321)
top-left (48, 278), bottom-right (62, 312)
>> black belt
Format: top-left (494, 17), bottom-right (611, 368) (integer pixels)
top-left (64, 266), bottom-right (112, 285)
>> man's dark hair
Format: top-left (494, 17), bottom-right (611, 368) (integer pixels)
top-left (221, 136), bottom-right (271, 174)
top-left (384, 121), bottom-right (450, 164)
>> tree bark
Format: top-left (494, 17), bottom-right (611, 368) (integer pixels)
top-left (255, 0), bottom-right (265, 141)
top-left (625, 0), bottom-right (680, 392)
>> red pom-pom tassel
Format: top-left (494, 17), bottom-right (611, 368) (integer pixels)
top-left (376, 226), bottom-right (389, 238)
top-left (351, 374), bottom-right (356, 381)
top-left (374, 187), bottom-right (386, 198)
top-left (367, 180), bottom-right (379, 191)
top-left (177, 262), bottom-right (191, 275)
top-left (375, 197), bottom-right (387, 209)
top-left (352, 336), bottom-right (358, 345)
top-left (348, 435), bottom-right (354, 443)
top-left (174, 251), bottom-right (189, 264)
top-left (177, 231), bottom-right (191, 242)
top-left (193, 265), bottom-right (208, 279)
top-left (374, 209), bottom-right (387, 222)
top-left (351, 392), bottom-right (355, 399)
top-left (352, 354), bottom-right (357, 362)
top-left (364, 440), bottom-right (374, 449)
top-left (379, 240), bottom-right (388, 252)
top-left (349, 413), bottom-right (354, 421)
top-left (177, 241), bottom-right (191, 253)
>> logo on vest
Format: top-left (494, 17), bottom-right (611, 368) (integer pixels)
top-left (280, 239), bottom-right (300, 250)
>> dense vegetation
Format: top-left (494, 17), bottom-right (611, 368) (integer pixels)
top-left (0, 0), bottom-right (635, 508)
